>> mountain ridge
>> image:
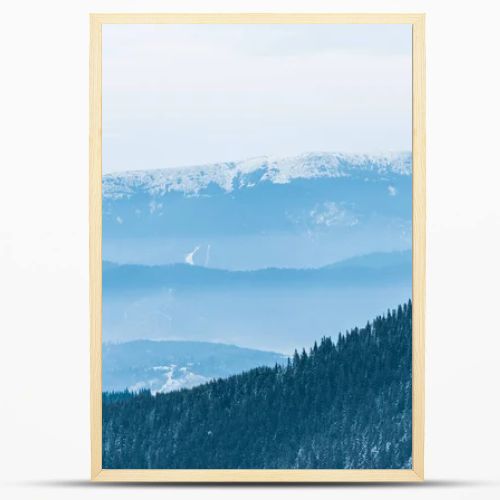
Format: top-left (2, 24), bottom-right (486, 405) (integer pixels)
top-left (103, 151), bottom-right (412, 199)
top-left (103, 249), bottom-right (411, 273)
top-left (103, 250), bottom-right (411, 291)
top-left (103, 339), bottom-right (286, 393)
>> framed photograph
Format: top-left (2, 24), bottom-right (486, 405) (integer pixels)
top-left (90, 13), bottom-right (425, 482)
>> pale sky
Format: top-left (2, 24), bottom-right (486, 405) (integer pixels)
top-left (103, 24), bottom-right (412, 173)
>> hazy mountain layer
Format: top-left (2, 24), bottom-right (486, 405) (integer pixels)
top-left (103, 340), bottom-right (285, 393)
top-left (103, 251), bottom-right (411, 352)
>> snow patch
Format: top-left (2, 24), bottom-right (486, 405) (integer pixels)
top-left (185, 246), bottom-right (200, 266)
top-left (128, 364), bottom-right (209, 395)
top-left (310, 202), bottom-right (358, 228)
top-left (149, 200), bottom-right (163, 214)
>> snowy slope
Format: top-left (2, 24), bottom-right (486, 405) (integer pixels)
top-left (103, 151), bottom-right (411, 199)
top-left (103, 340), bottom-right (286, 393)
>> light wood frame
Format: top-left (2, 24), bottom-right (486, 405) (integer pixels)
top-left (90, 13), bottom-right (425, 483)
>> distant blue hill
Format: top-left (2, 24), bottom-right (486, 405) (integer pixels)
top-left (102, 251), bottom-right (412, 352)
top-left (103, 250), bottom-right (411, 292)
top-left (103, 340), bottom-right (285, 393)
top-left (323, 250), bottom-right (411, 270)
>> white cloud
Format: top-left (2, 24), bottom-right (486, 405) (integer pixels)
top-left (102, 24), bottom-right (412, 173)
top-left (116, 216), bottom-right (123, 224)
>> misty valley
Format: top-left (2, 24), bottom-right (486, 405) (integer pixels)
top-left (101, 152), bottom-right (413, 469)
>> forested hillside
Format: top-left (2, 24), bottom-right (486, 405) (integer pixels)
top-left (103, 301), bottom-right (412, 469)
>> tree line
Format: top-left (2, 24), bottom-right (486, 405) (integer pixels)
top-left (103, 300), bottom-right (412, 469)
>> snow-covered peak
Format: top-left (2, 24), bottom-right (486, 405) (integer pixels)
top-left (103, 151), bottom-right (411, 199)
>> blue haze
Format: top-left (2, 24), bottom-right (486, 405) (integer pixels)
top-left (102, 153), bottom-right (412, 389)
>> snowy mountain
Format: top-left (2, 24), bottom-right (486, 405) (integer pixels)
top-left (103, 340), bottom-right (285, 393)
top-left (102, 152), bottom-right (412, 269)
top-left (103, 151), bottom-right (411, 199)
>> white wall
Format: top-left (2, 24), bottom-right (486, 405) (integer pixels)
top-left (1, 1), bottom-right (499, 499)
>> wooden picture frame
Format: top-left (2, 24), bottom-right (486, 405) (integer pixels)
top-left (90, 13), bottom-right (425, 482)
